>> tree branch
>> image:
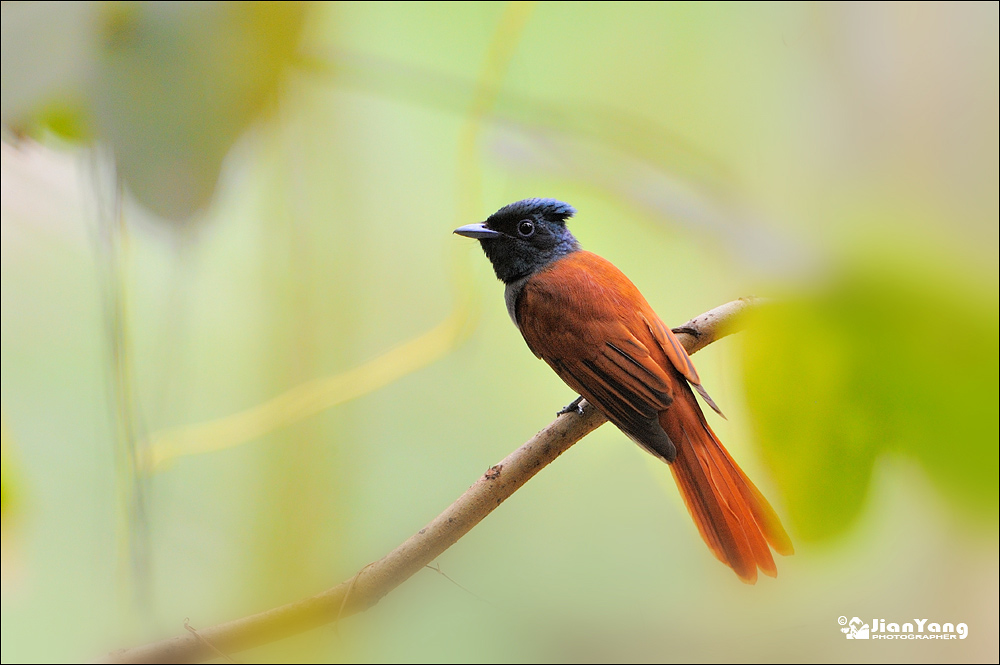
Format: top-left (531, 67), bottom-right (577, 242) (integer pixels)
top-left (100, 297), bottom-right (760, 664)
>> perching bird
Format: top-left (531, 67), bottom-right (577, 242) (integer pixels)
top-left (455, 198), bottom-right (792, 583)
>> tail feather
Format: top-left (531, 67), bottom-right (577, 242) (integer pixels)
top-left (706, 423), bottom-right (794, 557)
top-left (692, 434), bottom-right (776, 579)
top-left (662, 387), bottom-right (792, 583)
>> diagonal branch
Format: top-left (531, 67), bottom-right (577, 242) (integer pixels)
top-left (99, 297), bottom-right (760, 664)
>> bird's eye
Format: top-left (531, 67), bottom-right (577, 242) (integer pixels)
top-left (517, 219), bottom-right (535, 237)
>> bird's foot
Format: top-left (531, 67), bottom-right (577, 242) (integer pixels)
top-left (557, 395), bottom-right (585, 416)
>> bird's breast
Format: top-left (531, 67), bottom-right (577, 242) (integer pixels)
top-left (504, 275), bottom-right (531, 328)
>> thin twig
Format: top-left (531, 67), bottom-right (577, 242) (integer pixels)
top-left (336, 562), bottom-right (376, 624)
top-left (425, 563), bottom-right (494, 606)
top-left (98, 298), bottom-right (757, 664)
top-left (182, 619), bottom-right (235, 664)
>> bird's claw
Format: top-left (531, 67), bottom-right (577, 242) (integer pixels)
top-left (557, 395), bottom-right (585, 416)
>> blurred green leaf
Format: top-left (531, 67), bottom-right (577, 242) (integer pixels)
top-left (2, 1), bottom-right (307, 219)
top-left (0, 2), bottom-right (94, 136)
top-left (0, 417), bottom-right (20, 528)
top-left (32, 98), bottom-right (94, 143)
top-left (92, 1), bottom-right (307, 219)
top-left (743, 262), bottom-right (999, 542)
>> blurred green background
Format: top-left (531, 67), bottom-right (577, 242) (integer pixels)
top-left (1, 2), bottom-right (997, 662)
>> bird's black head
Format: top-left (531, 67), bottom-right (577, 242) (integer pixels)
top-left (454, 198), bottom-right (580, 284)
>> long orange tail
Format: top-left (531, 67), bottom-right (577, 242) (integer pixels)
top-left (660, 386), bottom-right (793, 583)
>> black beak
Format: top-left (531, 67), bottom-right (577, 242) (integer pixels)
top-left (454, 223), bottom-right (501, 239)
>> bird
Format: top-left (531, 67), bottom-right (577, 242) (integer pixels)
top-left (454, 198), bottom-right (792, 583)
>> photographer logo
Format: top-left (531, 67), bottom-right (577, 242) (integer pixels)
top-left (838, 616), bottom-right (968, 640)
